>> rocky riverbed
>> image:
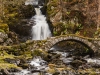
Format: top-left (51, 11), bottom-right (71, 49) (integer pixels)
top-left (0, 32), bottom-right (100, 75)
top-left (0, 48), bottom-right (100, 75)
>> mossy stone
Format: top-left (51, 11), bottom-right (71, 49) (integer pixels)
top-left (0, 23), bottom-right (9, 33)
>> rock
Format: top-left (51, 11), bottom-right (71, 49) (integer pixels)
top-left (0, 69), bottom-right (10, 75)
top-left (46, 68), bottom-right (56, 74)
top-left (19, 63), bottom-right (29, 69)
top-left (70, 59), bottom-right (85, 68)
top-left (4, 58), bottom-right (20, 65)
top-left (48, 64), bottom-right (56, 69)
top-left (0, 38), bottom-right (3, 43)
top-left (56, 68), bottom-right (65, 71)
top-left (18, 58), bottom-right (30, 69)
top-left (0, 32), bottom-right (14, 46)
top-left (0, 32), bottom-right (8, 43)
top-left (53, 72), bottom-right (60, 75)
top-left (3, 38), bottom-right (13, 46)
top-left (0, 32), bottom-right (8, 39)
top-left (8, 31), bottom-right (19, 44)
top-left (8, 68), bottom-right (21, 73)
top-left (62, 57), bottom-right (73, 64)
top-left (11, 18), bottom-right (33, 42)
top-left (50, 11), bottom-right (62, 23)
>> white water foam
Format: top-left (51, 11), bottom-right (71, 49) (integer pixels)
top-left (25, 0), bottom-right (38, 5)
top-left (31, 7), bottom-right (52, 40)
top-left (25, 0), bottom-right (52, 40)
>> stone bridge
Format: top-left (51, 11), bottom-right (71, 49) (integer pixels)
top-left (1, 35), bottom-right (100, 54)
top-left (30, 35), bottom-right (100, 53)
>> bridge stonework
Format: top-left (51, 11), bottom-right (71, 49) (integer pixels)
top-left (1, 35), bottom-right (100, 54)
top-left (42, 35), bottom-right (100, 53)
top-left (26, 35), bottom-right (100, 54)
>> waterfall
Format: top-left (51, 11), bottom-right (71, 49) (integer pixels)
top-left (25, 0), bottom-right (44, 6)
top-left (25, 0), bottom-right (52, 40)
top-left (31, 7), bottom-right (52, 40)
top-left (25, 0), bottom-right (38, 6)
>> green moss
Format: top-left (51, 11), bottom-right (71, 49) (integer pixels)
top-left (0, 51), bottom-right (21, 69)
top-left (47, 0), bottom-right (59, 16)
top-left (0, 23), bottom-right (9, 33)
top-left (0, 51), bottom-right (14, 61)
top-left (0, 29), bottom-right (5, 33)
top-left (31, 49), bottom-right (43, 57)
top-left (31, 49), bottom-right (48, 58)
top-left (0, 63), bottom-right (21, 70)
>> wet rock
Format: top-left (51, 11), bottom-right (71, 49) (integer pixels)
top-left (0, 32), bottom-right (19, 46)
top-left (31, 69), bottom-right (41, 73)
top-left (18, 58), bottom-right (29, 69)
top-left (46, 52), bottom-right (61, 60)
top-left (0, 69), bottom-right (10, 75)
top-left (19, 63), bottom-right (29, 69)
top-left (44, 54), bottom-right (52, 62)
top-left (0, 32), bottom-right (8, 44)
top-left (53, 72), bottom-right (60, 75)
top-left (0, 38), bottom-right (3, 43)
top-left (8, 68), bottom-right (21, 73)
top-left (46, 68), bottom-right (56, 74)
top-left (52, 53), bottom-right (61, 59)
top-left (4, 58), bottom-right (20, 65)
top-left (48, 64), bottom-right (56, 69)
top-left (62, 57), bottom-right (73, 64)
top-left (8, 31), bottom-right (19, 44)
top-left (70, 59), bottom-right (86, 68)
top-left (3, 38), bottom-right (13, 46)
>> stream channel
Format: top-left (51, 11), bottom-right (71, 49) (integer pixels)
top-left (9, 41), bottom-right (100, 75)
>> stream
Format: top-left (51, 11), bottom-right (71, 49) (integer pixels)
top-left (9, 48), bottom-right (100, 75)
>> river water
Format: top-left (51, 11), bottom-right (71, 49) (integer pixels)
top-left (10, 47), bottom-right (100, 75)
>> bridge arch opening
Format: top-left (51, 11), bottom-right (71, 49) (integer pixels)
top-left (49, 39), bottom-right (94, 57)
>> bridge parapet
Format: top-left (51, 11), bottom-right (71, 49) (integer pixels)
top-left (44, 35), bottom-right (100, 53)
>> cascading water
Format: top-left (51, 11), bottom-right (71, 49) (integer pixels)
top-left (31, 7), bottom-right (52, 40)
top-left (25, 0), bottom-right (52, 40)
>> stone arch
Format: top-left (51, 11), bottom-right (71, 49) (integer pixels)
top-left (45, 36), bottom-right (97, 53)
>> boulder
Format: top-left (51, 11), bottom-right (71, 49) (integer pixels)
top-left (0, 32), bottom-right (8, 43)
top-left (0, 69), bottom-right (10, 75)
